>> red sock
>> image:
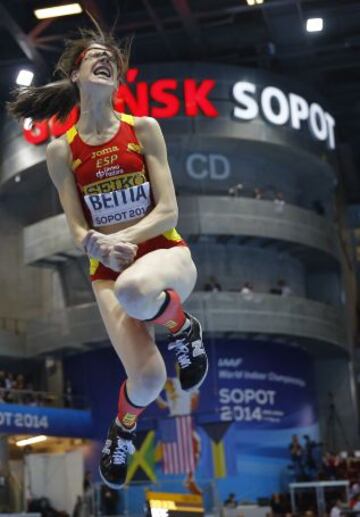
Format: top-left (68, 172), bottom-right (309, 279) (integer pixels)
top-left (117, 381), bottom-right (146, 429)
top-left (149, 289), bottom-right (186, 334)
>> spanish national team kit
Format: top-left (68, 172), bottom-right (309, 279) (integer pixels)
top-left (66, 112), bottom-right (208, 490)
top-left (65, 113), bottom-right (187, 281)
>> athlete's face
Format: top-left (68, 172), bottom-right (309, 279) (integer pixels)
top-left (72, 44), bottom-right (119, 90)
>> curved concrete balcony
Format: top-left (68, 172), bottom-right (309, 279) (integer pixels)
top-left (23, 196), bottom-right (340, 267)
top-left (25, 292), bottom-right (348, 356)
top-left (0, 329), bottom-right (26, 357)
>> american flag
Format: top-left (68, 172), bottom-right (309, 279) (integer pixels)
top-left (159, 415), bottom-right (195, 475)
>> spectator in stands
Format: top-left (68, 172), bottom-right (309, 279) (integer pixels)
top-left (289, 435), bottom-right (304, 479)
top-left (0, 371), bottom-right (5, 389)
top-left (15, 374), bottom-right (25, 390)
top-left (64, 380), bottom-right (74, 408)
top-left (280, 280), bottom-right (292, 297)
top-left (204, 276), bottom-right (222, 292)
top-left (330, 498), bottom-right (344, 517)
top-left (270, 493), bottom-right (287, 516)
top-left (101, 484), bottom-right (119, 515)
top-left (0, 371), bottom-right (5, 403)
top-left (240, 282), bottom-right (254, 300)
top-left (350, 480), bottom-right (360, 500)
top-left (24, 382), bottom-right (36, 405)
top-left (303, 435), bottom-right (317, 471)
top-left (270, 279), bottom-right (292, 297)
top-left (3, 372), bottom-right (15, 403)
top-left (322, 452), bottom-right (340, 480)
top-left (83, 470), bottom-right (94, 516)
top-left (352, 494), bottom-right (360, 512)
top-left (72, 496), bottom-right (83, 517)
top-left (254, 187), bottom-right (263, 200)
top-left (224, 493), bottom-right (237, 508)
top-left (228, 183), bottom-right (243, 197)
top-left (5, 372), bottom-right (14, 390)
top-left (274, 192), bottom-right (285, 213)
top-left (14, 374), bottom-right (26, 404)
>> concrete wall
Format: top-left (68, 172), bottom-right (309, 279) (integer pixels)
top-left (0, 203), bottom-right (65, 323)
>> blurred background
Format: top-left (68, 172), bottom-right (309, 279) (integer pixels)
top-left (0, 0), bottom-right (360, 516)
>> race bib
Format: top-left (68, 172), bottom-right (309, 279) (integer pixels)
top-left (84, 181), bottom-right (152, 227)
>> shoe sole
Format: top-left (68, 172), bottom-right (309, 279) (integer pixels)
top-left (98, 465), bottom-right (125, 490)
top-left (183, 358), bottom-right (209, 392)
top-left (182, 316), bottom-right (209, 392)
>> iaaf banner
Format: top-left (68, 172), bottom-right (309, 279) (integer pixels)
top-left (0, 403), bottom-right (93, 437)
top-left (214, 342), bottom-right (316, 428)
top-left (144, 339), bottom-right (317, 431)
top-left (22, 67), bottom-right (336, 150)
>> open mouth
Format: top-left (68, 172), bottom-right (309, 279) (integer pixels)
top-left (92, 63), bottom-right (112, 79)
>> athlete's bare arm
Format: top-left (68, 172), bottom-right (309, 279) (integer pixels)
top-left (46, 138), bottom-right (89, 250)
top-left (46, 138), bottom-right (136, 269)
top-left (127, 116), bottom-right (179, 242)
top-left (84, 117), bottom-right (178, 254)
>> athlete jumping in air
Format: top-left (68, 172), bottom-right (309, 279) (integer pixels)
top-left (8, 27), bottom-right (208, 489)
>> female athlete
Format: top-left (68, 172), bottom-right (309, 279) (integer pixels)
top-left (9, 29), bottom-right (208, 489)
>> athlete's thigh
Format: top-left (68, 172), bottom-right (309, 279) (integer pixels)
top-left (121, 246), bottom-right (197, 302)
top-left (92, 279), bottom-right (161, 374)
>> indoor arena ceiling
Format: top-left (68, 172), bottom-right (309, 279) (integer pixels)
top-left (1, 0), bottom-right (360, 200)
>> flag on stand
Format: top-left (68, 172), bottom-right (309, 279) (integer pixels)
top-left (159, 415), bottom-right (195, 474)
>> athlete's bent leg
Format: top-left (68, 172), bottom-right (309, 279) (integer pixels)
top-left (114, 247), bottom-right (208, 391)
top-left (93, 279), bottom-right (167, 407)
top-left (92, 279), bottom-right (167, 489)
top-left (114, 246), bottom-right (197, 321)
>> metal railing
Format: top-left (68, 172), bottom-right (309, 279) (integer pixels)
top-left (0, 388), bottom-right (88, 409)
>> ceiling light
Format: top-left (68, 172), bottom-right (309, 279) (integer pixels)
top-left (246, 0), bottom-right (264, 4)
top-left (306, 18), bottom-right (323, 33)
top-left (34, 3), bottom-right (83, 20)
top-left (16, 70), bottom-right (34, 86)
top-left (16, 435), bottom-right (47, 447)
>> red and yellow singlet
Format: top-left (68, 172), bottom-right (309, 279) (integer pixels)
top-left (65, 113), bottom-right (186, 281)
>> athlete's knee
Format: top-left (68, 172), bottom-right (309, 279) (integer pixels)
top-left (178, 251), bottom-right (197, 282)
top-left (115, 273), bottom-right (155, 313)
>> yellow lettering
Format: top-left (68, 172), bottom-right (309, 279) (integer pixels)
top-left (83, 172), bottom-right (147, 195)
top-left (96, 154), bottom-right (118, 168)
top-left (91, 146), bottom-right (119, 159)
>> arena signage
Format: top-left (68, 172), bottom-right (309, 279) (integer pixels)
top-left (185, 153), bottom-right (231, 180)
top-left (232, 81), bottom-right (336, 150)
top-left (22, 68), bottom-right (336, 150)
top-left (0, 403), bottom-right (93, 437)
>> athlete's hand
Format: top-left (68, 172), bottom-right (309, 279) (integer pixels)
top-left (100, 247), bottom-right (134, 272)
top-left (82, 230), bottom-right (138, 266)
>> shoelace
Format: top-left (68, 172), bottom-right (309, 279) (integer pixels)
top-left (168, 337), bottom-right (191, 369)
top-left (112, 437), bottom-right (136, 465)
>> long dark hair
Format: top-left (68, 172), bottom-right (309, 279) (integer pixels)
top-left (7, 27), bottom-right (131, 121)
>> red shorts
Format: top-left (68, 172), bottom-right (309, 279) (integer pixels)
top-left (89, 229), bottom-right (187, 282)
